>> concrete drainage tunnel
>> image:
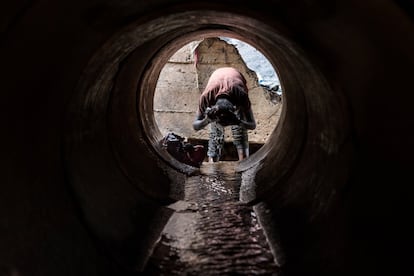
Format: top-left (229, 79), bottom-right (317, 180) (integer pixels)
top-left (2, 1), bottom-right (414, 276)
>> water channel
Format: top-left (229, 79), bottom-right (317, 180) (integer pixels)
top-left (143, 161), bottom-right (281, 275)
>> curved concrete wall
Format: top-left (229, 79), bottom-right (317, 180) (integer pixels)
top-left (1, 1), bottom-right (414, 275)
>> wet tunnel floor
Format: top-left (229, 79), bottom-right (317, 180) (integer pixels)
top-left (143, 161), bottom-right (280, 275)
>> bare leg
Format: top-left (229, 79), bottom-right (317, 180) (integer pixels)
top-left (237, 148), bottom-right (249, 161)
top-left (209, 156), bottom-right (219, 163)
top-left (231, 123), bottom-right (249, 161)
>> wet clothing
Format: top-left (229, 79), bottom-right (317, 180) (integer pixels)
top-left (196, 67), bottom-right (251, 160)
top-left (207, 122), bottom-right (248, 159)
top-left (207, 122), bottom-right (225, 159)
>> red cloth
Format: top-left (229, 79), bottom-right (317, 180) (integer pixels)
top-left (162, 133), bottom-right (206, 167)
top-left (185, 145), bottom-right (206, 167)
top-left (198, 67), bottom-right (250, 116)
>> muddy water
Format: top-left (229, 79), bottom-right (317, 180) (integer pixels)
top-left (143, 162), bottom-right (280, 275)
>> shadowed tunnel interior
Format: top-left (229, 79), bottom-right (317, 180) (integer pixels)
top-left (1, 1), bottom-right (414, 275)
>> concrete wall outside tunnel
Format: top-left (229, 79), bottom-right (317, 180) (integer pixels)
top-left (1, 0), bottom-right (414, 275)
top-left (153, 37), bottom-right (283, 161)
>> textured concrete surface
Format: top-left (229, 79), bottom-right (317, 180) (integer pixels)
top-left (1, 1), bottom-right (414, 275)
top-left (144, 162), bottom-right (280, 275)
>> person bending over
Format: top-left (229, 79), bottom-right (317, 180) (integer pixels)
top-left (193, 67), bottom-right (256, 162)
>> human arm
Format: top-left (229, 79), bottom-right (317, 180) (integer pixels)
top-left (192, 109), bottom-right (214, 131)
top-left (238, 107), bottom-right (256, 130)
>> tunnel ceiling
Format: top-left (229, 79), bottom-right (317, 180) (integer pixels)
top-left (4, 0), bottom-right (414, 275)
top-left (65, 8), bottom-right (350, 216)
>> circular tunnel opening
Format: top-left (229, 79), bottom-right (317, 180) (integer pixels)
top-left (152, 36), bottom-right (283, 164)
top-left (65, 7), bottom-right (345, 225)
top-left (137, 27), bottom-right (296, 175)
top-left (64, 8), bottom-right (349, 272)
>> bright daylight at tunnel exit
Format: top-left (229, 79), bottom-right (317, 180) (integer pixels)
top-left (5, 1), bottom-right (411, 275)
top-left (140, 36), bottom-right (286, 274)
top-left (154, 36), bottom-right (283, 166)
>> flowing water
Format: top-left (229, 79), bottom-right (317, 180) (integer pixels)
top-left (143, 162), bottom-right (280, 275)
